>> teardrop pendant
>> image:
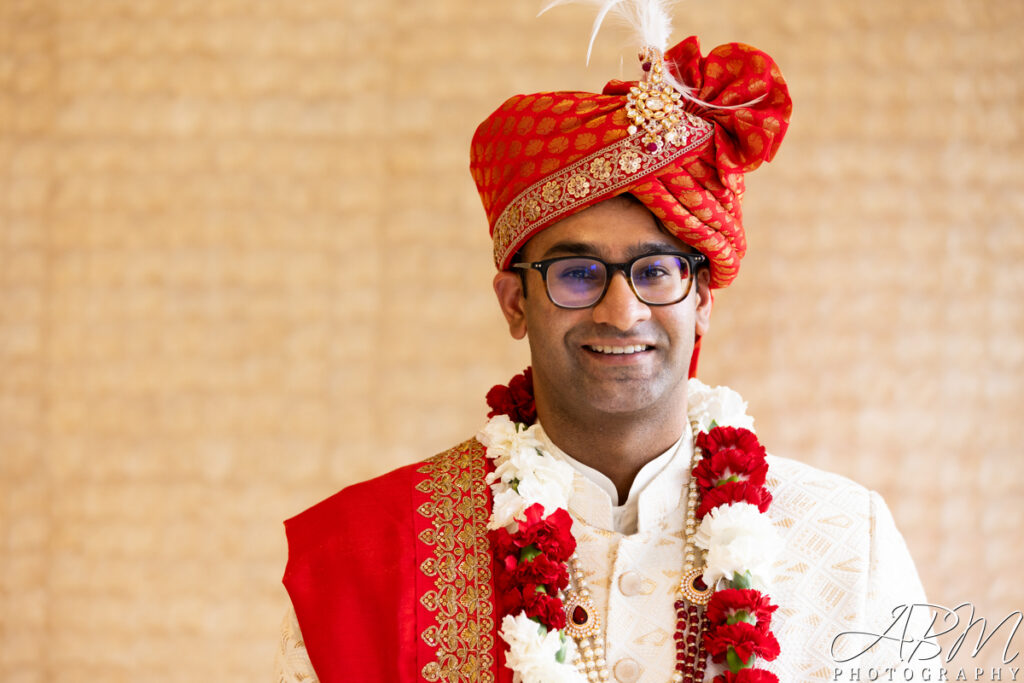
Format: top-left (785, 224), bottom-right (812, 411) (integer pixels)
top-left (563, 592), bottom-right (601, 639)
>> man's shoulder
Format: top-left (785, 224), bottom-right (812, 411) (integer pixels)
top-left (766, 453), bottom-right (868, 491)
top-left (284, 437), bottom-right (487, 547)
top-left (281, 437), bottom-right (496, 683)
top-left (765, 453), bottom-right (880, 522)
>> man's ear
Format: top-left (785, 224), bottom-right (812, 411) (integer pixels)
top-left (493, 271), bottom-right (528, 340)
top-left (694, 268), bottom-right (712, 338)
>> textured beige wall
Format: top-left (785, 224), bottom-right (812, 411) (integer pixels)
top-left (1, 1), bottom-right (1021, 681)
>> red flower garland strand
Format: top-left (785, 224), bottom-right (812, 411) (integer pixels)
top-left (491, 503), bottom-right (576, 631)
top-left (695, 426), bottom-right (781, 682)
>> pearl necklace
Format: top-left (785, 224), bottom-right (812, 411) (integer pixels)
top-left (559, 421), bottom-right (713, 683)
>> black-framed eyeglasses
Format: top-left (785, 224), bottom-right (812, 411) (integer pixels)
top-left (512, 252), bottom-right (707, 309)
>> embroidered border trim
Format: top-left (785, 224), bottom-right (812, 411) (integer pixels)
top-left (415, 441), bottom-right (496, 683)
top-left (491, 115), bottom-right (714, 268)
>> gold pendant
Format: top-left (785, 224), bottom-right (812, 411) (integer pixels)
top-left (678, 568), bottom-right (712, 606)
top-left (563, 593), bottom-right (602, 639)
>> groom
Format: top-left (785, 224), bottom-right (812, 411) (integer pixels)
top-left (276, 32), bottom-right (931, 683)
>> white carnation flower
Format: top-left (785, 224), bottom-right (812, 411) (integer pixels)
top-left (514, 456), bottom-right (575, 517)
top-left (477, 415), bottom-right (543, 455)
top-left (687, 378), bottom-right (755, 432)
top-left (500, 614), bottom-right (585, 683)
top-left (695, 502), bottom-right (780, 589)
top-left (489, 444), bottom-right (531, 485)
top-left (489, 486), bottom-right (528, 530)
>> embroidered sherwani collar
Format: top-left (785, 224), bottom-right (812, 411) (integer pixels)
top-left (535, 422), bottom-right (694, 535)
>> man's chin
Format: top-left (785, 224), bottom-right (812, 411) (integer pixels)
top-left (535, 364), bottom-right (684, 421)
top-left (575, 379), bottom-right (666, 417)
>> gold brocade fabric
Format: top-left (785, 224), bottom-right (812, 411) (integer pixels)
top-left (414, 441), bottom-right (496, 682)
top-left (274, 608), bottom-right (318, 683)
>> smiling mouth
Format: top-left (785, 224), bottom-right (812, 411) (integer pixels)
top-left (584, 344), bottom-right (652, 355)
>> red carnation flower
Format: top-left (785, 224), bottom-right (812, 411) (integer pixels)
top-left (517, 504), bottom-right (576, 561)
top-left (498, 584), bottom-right (526, 615)
top-left (712, 669), bottom-right (779, 683)
top-left (698, 426), bottom-right (766, 460)
top-left (697, 481), bottom-right (773, 518)
top-left (495, 572), bottom-right (569, 628)
top-left (490, 527), bottom-right (520, 555)
top-left (486, 367), bottom-right (536, 425)
top-left (707, 589), bottom-right (778, 633)
top-left (704, 622), bottom-right (781, 664)
top-left (693, 448), bottom-right (769, 492)
top-left (490, 526), bottom-right (533, 580)
top-left (521, 583), bottom-right (567, 631)
top-left (509, 552), bottom-right (569, 591)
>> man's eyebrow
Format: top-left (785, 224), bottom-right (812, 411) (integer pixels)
top-left (626, 241), bottom-right (687, 257)
top-left (539, 241), bottom-right (600, 259)
top-left (540, 240), bottom-right (687, 260)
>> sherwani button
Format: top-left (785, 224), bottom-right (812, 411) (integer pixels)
top-left (613, 657), bottom-right (640, 682)
top-left (618, 571), bottom-right (643, 596)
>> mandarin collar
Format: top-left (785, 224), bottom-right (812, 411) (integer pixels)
top-left (536, 422), bottom-right (693, 535)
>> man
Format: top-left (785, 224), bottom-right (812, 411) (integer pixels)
top-left (275, 23), bottom-right (931, 683)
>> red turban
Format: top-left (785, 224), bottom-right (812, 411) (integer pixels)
top-left (470, 36), bottom-right (792, 288)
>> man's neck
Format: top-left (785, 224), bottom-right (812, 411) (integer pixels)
top-left (536, 405), bottom-right (687, 503)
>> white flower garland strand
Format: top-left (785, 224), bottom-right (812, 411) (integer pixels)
top-left (478, 378), bottom-right (777, 683)
top-left (478, 415), bottom-right (576, 530)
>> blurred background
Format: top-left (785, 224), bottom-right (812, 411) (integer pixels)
top-left (1, 1), bottom-right (1021, 681)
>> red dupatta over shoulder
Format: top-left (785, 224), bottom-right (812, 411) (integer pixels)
top-left (283, 439), bottom-right (512, 683)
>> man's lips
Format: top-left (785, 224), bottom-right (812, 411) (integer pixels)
top-left (581, 343), bottom-right (654, 355)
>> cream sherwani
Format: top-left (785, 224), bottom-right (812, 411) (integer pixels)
top-left (276, 424), bottom-right (932, 683)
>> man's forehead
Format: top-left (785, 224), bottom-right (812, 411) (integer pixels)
top-left (520, 196), bottom-right (694, 260)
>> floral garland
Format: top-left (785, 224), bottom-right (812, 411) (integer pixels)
top-left (478, 368), bottom-right (782, 683)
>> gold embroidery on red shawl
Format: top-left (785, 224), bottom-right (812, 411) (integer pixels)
top-left (417, 440), bottom-right (495, 682)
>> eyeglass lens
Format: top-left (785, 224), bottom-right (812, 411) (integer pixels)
top-left (546, 254), bottom-right (693, 308)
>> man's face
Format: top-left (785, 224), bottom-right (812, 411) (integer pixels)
top-left (493, 196), bottom-right (712, 424)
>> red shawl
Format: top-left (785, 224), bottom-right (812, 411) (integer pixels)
top-left (283, 440), bottom-right (512, 683)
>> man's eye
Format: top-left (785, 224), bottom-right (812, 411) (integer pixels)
top-left (559, 267), bottom-right (599, 281)
top-left (552, 260), bottom-right (603, 282)
top-left (637, 266), bottom-right (670, 280)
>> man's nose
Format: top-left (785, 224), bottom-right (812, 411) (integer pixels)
top-left (590, 272), bottom-right (652, 331)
